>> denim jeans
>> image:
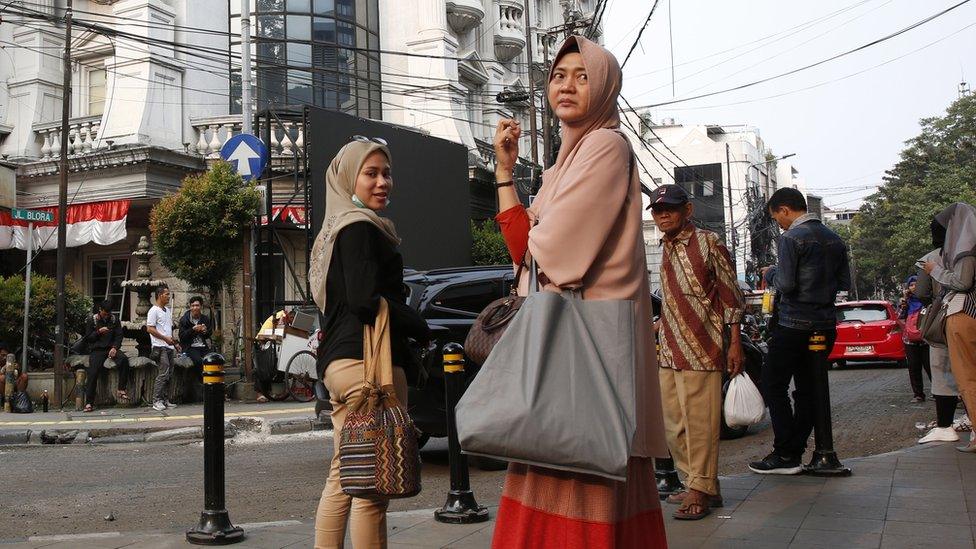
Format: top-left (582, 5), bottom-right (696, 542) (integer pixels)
top-left (762, 325), bottom-right (837, 458)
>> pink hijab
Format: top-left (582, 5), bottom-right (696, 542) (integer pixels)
top-left (529, 35), bottom-right (624, 221)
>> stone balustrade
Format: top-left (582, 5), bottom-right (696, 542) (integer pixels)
top-left (494, 0), bottom-right (526, 63)
top-left (446, 0), bottom-right (486, 34)
top-left (35, 116), bottom-right (104, 160)
top-left (189, 115), bottom-right (305, 162)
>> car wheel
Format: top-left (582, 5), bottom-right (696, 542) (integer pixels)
top-left (896, 359), bottom-right (908, 369)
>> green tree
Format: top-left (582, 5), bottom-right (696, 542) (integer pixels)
top-left (0, 275), bottom-right (90, 367)
top-left (471, 220), bottom-right (511, 266)
top-left (150, 161), bottom-right (262, 310)
top-left (848, 93), bottom-right (976, 297)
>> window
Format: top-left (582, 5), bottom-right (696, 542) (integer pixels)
top-left (836, 306), bottom-right (889, 323)
top-left (702, 180), bottom-right (715, 197)
top-left (430, 281), bottom-right (502, 316)
top-left (88, 68), bottom-right (106, 116)
top-left (90, 257), bottom-right (130, 320)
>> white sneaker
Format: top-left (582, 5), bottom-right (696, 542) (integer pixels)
top-left (164, 401), bottom-right (177, 409)
top-left (919, 426), bottom-right (960, 444)
top-left (152, 401), bottom-right (167, 412)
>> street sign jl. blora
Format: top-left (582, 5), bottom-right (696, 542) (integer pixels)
top-left (11, 208), bottom-right (54, 223)
top-left (220, 133), bottom-right (269, 182)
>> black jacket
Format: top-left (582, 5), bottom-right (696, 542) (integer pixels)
top-left (178, 311), bottom-right (213, 349)
top-left (81, 313), bottom-right (124, 352)
top-left (319, 222), bottom-right (430, 382)
top-left (765, 217), bottom-right (851, 331)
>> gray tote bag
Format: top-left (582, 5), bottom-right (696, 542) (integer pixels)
top-left (455, 264), bottom-right (637, 481)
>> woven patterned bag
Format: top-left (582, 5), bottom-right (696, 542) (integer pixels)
top-left (339, 299), bottom-right (421, 499)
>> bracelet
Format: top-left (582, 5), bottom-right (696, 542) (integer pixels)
top-left (495, 180), bottom-right (514, 188)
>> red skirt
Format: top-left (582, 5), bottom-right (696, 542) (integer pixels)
top-left (492, 457), bottom-right (668, 549)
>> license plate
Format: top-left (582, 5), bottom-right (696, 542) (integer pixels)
top-left (848, 345), bottom-right (873, 354)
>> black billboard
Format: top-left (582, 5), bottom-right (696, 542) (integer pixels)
top-left (675, 162), bottom-right (727, 242)
top-left (307, 107), bottom-right (472, 269)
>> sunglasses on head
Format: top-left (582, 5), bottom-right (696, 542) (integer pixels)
top-left (352, 135), bottom-right (388, 146)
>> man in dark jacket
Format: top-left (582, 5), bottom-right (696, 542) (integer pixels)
top-left (178, 296), bottom-right (213, 369)
top-left (177, 296), bottom-right (212, 402)
top-left (750, 188), bottom-right (850, 475)
top-left (79, 301), bottom-right (131, 411)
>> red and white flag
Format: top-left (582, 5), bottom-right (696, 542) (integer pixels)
top-left (0, 200), bottom-right (129, 250)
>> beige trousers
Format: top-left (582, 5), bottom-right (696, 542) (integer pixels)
top-left (314, 358), bottom-right (408, 549)
top-left (658, 367), bottom-right (722, 496)
top-left (947, 314), bottom-right (976, 425)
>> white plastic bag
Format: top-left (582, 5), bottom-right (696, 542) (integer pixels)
top-left (724, 374), bottom-right (765, 427)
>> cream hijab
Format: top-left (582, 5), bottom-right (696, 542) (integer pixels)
top-left (529, 35), bottom-right (625, 220)
top-left (935, 202), bottom-right (976, 269)
top-left (309, 140), bottom-right (400, 312)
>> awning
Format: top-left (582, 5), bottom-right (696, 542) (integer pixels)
top-left (261, 205), bottom-right (307, 228)
top-left (0, 200), bottom-right (129, 250)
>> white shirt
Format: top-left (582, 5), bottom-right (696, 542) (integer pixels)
top-left (147, 305), bottom-right (174, 349)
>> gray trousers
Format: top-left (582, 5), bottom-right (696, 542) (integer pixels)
top-left (152, 347), bottom-right (175, 403)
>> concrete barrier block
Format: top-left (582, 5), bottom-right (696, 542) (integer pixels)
top-left (269, 418), bottom-right (313, 435)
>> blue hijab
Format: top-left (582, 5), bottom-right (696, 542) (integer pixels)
top-left (905, 275), bottom-right (923, 315)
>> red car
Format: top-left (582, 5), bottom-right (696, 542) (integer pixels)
top-left (829, 301), bottom-right (907, 368)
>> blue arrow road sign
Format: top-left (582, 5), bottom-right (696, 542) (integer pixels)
top-left (220, 133), bottom-right (269, 182)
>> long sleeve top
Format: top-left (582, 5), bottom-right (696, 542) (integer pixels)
top-left (658, 225), bottom-right (744, 371)
top-left (318, 222), bottom-right (431, 381)
top-left (491, 128), bottom-right (668, 458)
top-left (932, 256), bottom-right (976, 317)
top-left (82, 313), bottom-right (124, 352)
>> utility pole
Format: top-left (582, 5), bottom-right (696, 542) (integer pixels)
top-left (725, 143), bottom-right (736, 269)
top-left (542, 37), bottom-right (552, 169)
top-left (240, 0), bottom-right (256, 382)
top-left (241, 0), bottom-right (253, 134)
top-left (54, 0), bottom-right (73, 411)
top-left (524, 4), bottom-right (539, 192)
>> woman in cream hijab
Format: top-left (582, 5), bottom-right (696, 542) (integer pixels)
top-left (492, 36), bottom-right (668, 548)
top-left (309, 138), bottom-right (429, 548)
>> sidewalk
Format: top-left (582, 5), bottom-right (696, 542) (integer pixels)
top-left (0, 401), bottom-right (320, 445)
top-left (3, 439), bottom-right (975, 548)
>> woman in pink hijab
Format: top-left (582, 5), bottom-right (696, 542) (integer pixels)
top-left (492, 36), bottom-right (669, 548)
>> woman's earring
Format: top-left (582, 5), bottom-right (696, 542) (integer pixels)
top-left (351, 195), bottom-right (367, 208)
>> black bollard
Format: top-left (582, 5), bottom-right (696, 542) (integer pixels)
top-left (434, 343), bottom-right (489, 524)
top-left (804, 332), bottom-right (851, 477)
top-left (654, 454), bottom-right (685, 499)
top-left (187, 353), bottom-right (245, 545)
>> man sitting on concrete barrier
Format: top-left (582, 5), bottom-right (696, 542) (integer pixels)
top-left (79, 301), bottom-right (131, 412)
top-left (178, 296), bottom-right (212, 402)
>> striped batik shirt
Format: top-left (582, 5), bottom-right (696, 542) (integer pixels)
top-left (658, 225), bottom-right (745, 371)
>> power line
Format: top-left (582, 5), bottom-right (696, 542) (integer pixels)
top-left (633, 0), bottom-right (894, 100)
top-left (636, 0), bottom-right (973, 109)
top-left (620, 0), bottom-right (659, 70)
top-left (646, 19), bottom-right (976, 112)
top-left (9, 0), bottom-right (538, 66)
top-left (624, 0), bottom-right (875, 81)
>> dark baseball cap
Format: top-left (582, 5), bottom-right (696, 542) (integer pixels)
top-left (648, 184), bottom-right (689, 208)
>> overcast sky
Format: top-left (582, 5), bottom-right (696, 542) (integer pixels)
top-left (603, 0), bottom-right (976, 209)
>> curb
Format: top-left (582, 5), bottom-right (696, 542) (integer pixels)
top-left (0, 415), bottom-right (328, 446)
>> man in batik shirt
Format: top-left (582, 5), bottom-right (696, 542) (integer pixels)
top-left (651, 184), bottom-right (744, 521)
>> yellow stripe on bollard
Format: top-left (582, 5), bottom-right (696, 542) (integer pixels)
top-left (443, 353), bottom-right (465, 373)
top-left (203, 375), bottom-right (224, 385)
top-left (203, 364), bottom-right (223, 373)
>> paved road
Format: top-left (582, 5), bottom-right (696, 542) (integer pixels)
top-left (0, 363), bottom-right (941, 539)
